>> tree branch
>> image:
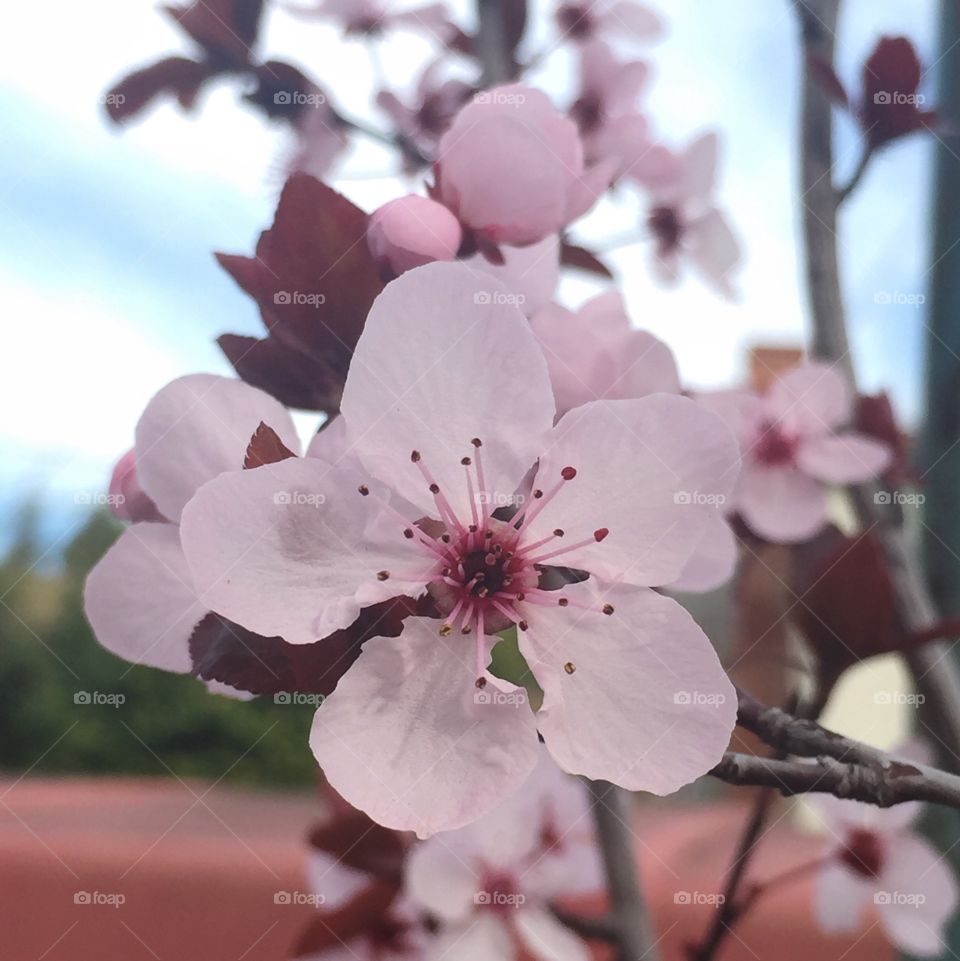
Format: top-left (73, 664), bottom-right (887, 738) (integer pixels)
top-left (586, 779), bottom-right (660, 961)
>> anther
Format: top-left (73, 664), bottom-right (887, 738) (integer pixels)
top-left (471, 438), bottom-right (482, 448)
top-left (468, 524), bottom-right (478, 533)
top-left (561, 466), bottom-right (577, 480)
top-left (518, 620), bottom-right (529, 632)
top-left (475, 675), bottom-right (487, 688)
top-left (429, 483), bottom-right (440, 494)
top-left (439, 624), bottom-right (453, 637)
top-left (484, 553), bottom-right (497, 566)
top-left (377, 571), bottom-right (390, 581)
top-left (564, 662), bottom-right (576, 675)
top-left (358, 484), bottom-right (369, 496)
top-left (403, 528), bottom-right (414, 539)
top-left (594, 528), bottom-right (609, 542)
top-left (553, 528), bottom-right (564, 537)
top-left (440, 533), bottom-right (451, 543)
top-left (410, 450), bottom-right (421, 462)
top-left (558, 598), bottom-right (569, 607)
top-left (602, 603), bottom-right (614, 615)
top-left (461, 456), bottom-right (472, 466)
top-left (532, 489), bottom-right (543, 499)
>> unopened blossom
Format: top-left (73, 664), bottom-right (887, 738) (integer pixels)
top-left (377, 61), bottom-right (472, 163)
top-left (700, 362), bottom-right (891, 543)
top-left (287, 0), bottom-right (456, 41)
top-left (181, 261), bottom-right (740, 836)
top-left (570, 39), bottom-right (652, 180)
top-left (405, 752), bottom-right (601, 961)
top-left (812, 782), bottom-right (958, 956)
top-left (367, 195), bottom-right (462, 276)
top-left (85, 374), bottom-right (301, 673)
top-left (555, 0), bottom-right (663, 43)
top-left (435, 85), bottom-right (616, 249)
top-left (631, 132), bottom-right (741, 298)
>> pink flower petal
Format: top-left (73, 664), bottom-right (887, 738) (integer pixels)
top-left (601, 0), bottom-right (664, 40)
top-left (310, 617), bottom-right (540, 836)
top-left (84, 522), bottom-right (203, 672)
top-left (340, 262), bottom-right (555, 519)
top-left (813, 861), bottom-right (874, 933)
top-left (180, 458), bottom-right (426, 644)
top-left (463, 235), bottom-right (560, 316)
top-left (879, 835), bottom-right (959, 956)
top-left (766, 361), bottom-right (852, 436)
top-left (432, 914), bottom-right (514, 961)
top-left (108, 448), bottom-right (165, 523)
top-left (405, 833), bottom-right (478, 921)
top-left (522, 582), bottom-right (735, 793)
top-left (367, 195), bottom-right (462, 275)
top-left (515, 907), bottom-right (591, 961)
top-left (681, 131), bottom-right (719, 201)
top-left (797, 432), bottom-right (892, 484)
top-left (735, 462), bottom-right (828, 543)
top-left (687, 207), bottom-right (741, 299)
top-left (668, 510), bottom-right (738, 592)
top-left (135, 374), bottom-right (300, 522)
top-left (525, 395), bottom-right (740, 586)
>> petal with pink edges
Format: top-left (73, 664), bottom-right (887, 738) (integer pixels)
top-left (796, 432), bottom-right (891, 485)
top-left (525, 396), bottom-right (740, 587)
top-left (340, 262), bottom-right (555, 519)
top-left (735, 462), bottom-right (828, 543)
top-left (521, 582), bottom-right (736, 793)
top-left (813, 862), bottom-right (874, 933)
top-left (516, 907), bottom-right (591, 961)
top-left (766, 362), bottom-right (852, 436)
top-left (463, 235), bottom-right (560, 317)
top-left (135, 374), bottom-right (300, 522)
top-left (180, 458), bottom-right (426, 644)
top-left (879, 835), bottom-right (958, 956)
top-left (668, 510), bottom-right (737, 593)
top-left (84, 522), bottom-right (204, 673)
top-left (310, 617), bottom-right (540, 837)
top-left (405, 834), bottom-right (478, 922)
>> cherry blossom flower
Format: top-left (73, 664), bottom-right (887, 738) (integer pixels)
top-left (287, 0), bottom-right (456, 41)
top-left (377, 61), bottom-right (473, 163)
top-left (180, 261), bottom-right (740, 836)
top-left (555, 0), bottom-right (663, 44)
top-left (84, 374), bottom-right (301, 674)
top-left (631, 132), bottom-right (741, 298)
top-left (700, 362), bottom-right (891, 543)
top-left (811, 785), bottom-right (958, 956)
top-left (367, 195), bottom-right (462, 276)
top-left (570, 39), bottom-right (653, 180)
top-left (435, 85), bottom-right (616, 249)
top-left (405, 752), bottom-right (601, 961)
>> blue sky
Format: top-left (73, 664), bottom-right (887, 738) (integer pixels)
top-left (1, 0), bottom-right (939, 549)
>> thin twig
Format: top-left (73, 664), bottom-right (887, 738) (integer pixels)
top-left (836, 144), bottom-right (875, 204)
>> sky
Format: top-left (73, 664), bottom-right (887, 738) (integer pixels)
top-left (0, 0), bottom-right (940, 549)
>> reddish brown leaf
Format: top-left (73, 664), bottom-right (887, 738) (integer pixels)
top-left (859, 36), bottom-right (936, 148)
top-left (856, 392), bottom-right (913, 487)
top-left (104, 57), bottom-right (218, 124)
top-left (163, 0), bottom-right (263, 64)
top-left (308, 810), bottom-right (406, 882)
top-left (244, 422), bottom-right (297, 469)
top-left (560, 242), bottom-right (614, 278)
top-left (243, 61), bottom-right (333, 122)
top-left (190, 599), bottom-right (418, 697)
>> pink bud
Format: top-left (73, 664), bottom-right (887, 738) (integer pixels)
top-left (367, 195), bottom-right (462, 275)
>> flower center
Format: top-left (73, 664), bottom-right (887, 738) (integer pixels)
top-left (840, 828), bottom-right (884, 879)
top-left (649, 205), bottom-right (683, 254)
top-left (754, 420), bottom-right (797, 467)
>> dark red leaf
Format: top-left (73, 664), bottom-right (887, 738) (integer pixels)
top-left (807, 52), bottom-right (849, 108)
top-left (243, 61), bottom-right (333, 122)
top-left (104, 57), bottom-right (219, 124)
top-left (163, 0), bottom-right (264, 64)
top-left (190, 599), bottom-right (417, 697)
top-left (855, 392), bottom-right (913, 487)
top-left (560, 242), bottom-right (614, 278)
top-left (308, 810), bottom-right (406, 882)
top-left (216, 175), bottom-right (383, 413)
top-left (859, 36), bottom-right (935, 148)
top-left (244, 422), bottom-right (297, 469)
